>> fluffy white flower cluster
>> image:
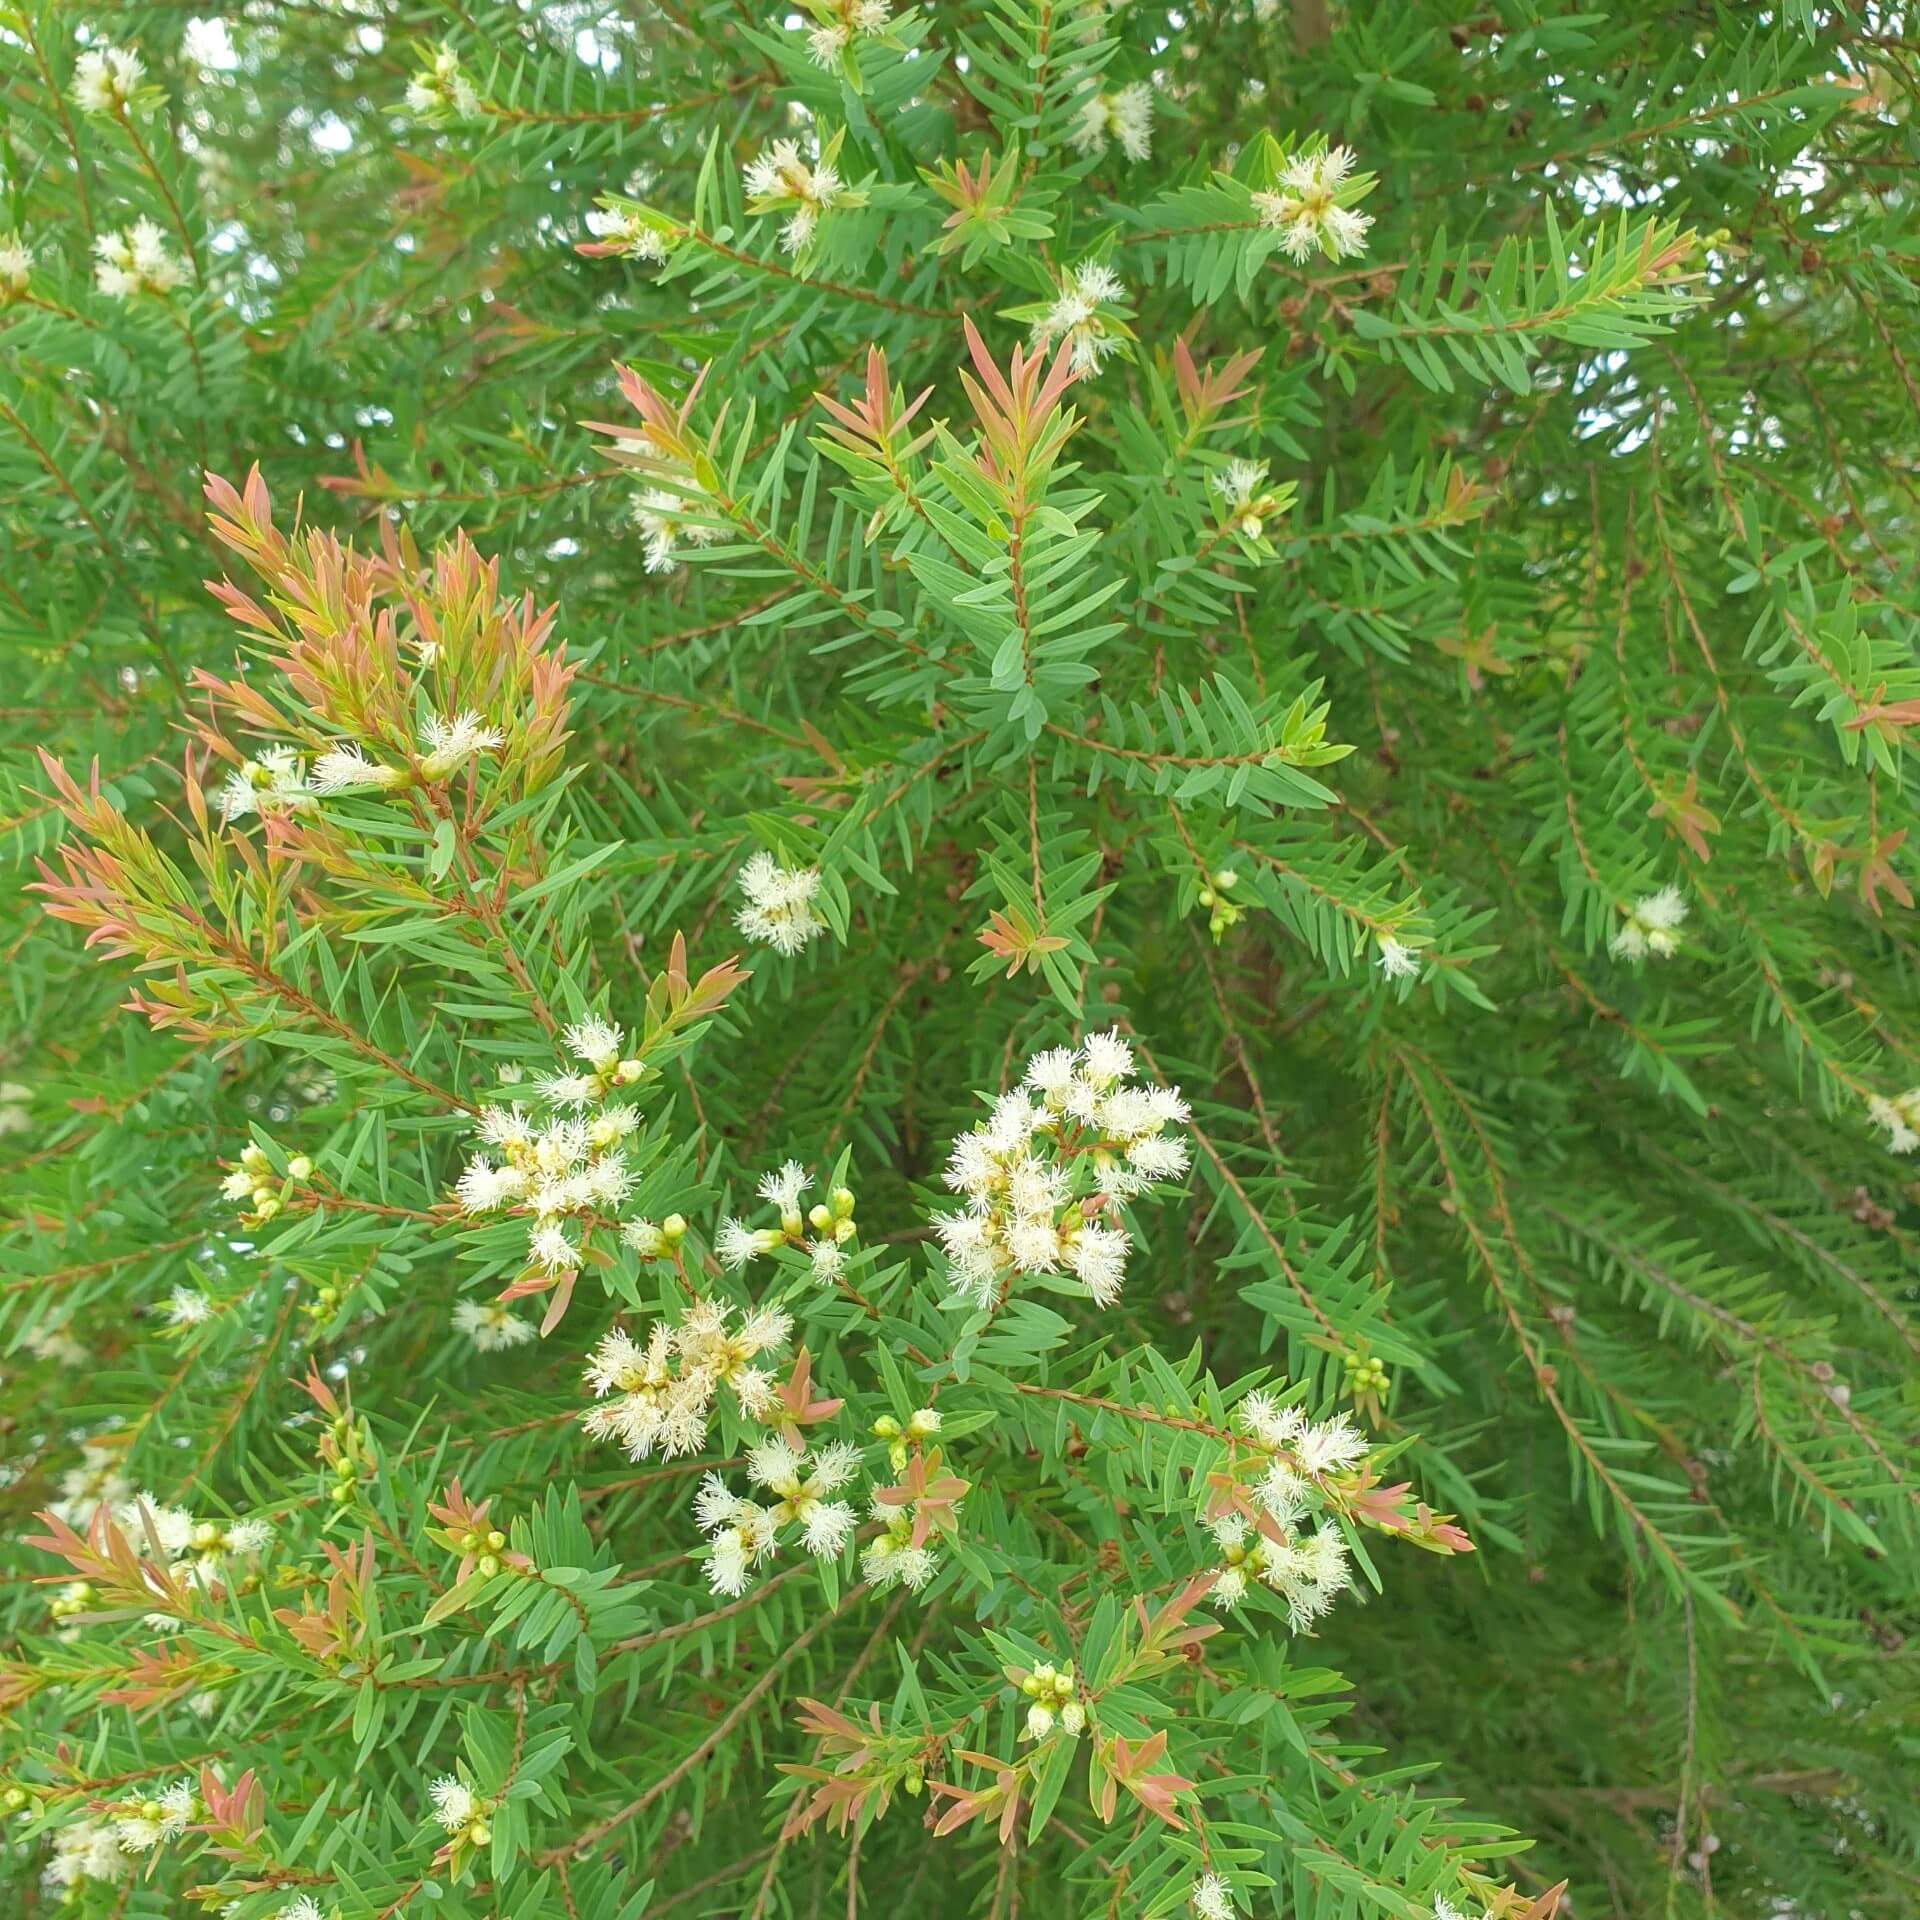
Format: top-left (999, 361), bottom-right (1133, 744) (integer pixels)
top-left (72, 43), bottom-right (144, 116)
top-left (216, 713), bottom-right (503, 820)
top-left (588, 205), bottom-right (674, 264)
top-left (860, 1499), bottom-right (940, 1592)
top-left (716, 1158), bottom-right (858, 1285)
top-left (1236, 1387), bottom-right (1369, 1474)
top-left (166, 1284), bottom-right (214, 1327)
top-left (1070, 81), bottom-right (1154, 161)
top-left (1868, 1086), bottom-right (1920, 1155)
top-left (429, 1773), bottom-right (492, 1847)
top-left (692, 1436), bottom-right (861, 1594)
top-left (453, 1018), bottom-right (654, 1273)
top-left (108, 1778), bottom-right (198, 1854)
top-left (121, 1498), bottom-right (272, 1591)
top-left (798, 0), bottom-right (892, 70)
top-left (633, 472), bottom-right (718, 573)
top-left (932, 1030), bottom-right (1190, 1310)
top-left (453, 1297), bottom-right (537, 1350)
top-left (1209, 456), bottom-right (1286, 542)
top-left (581, 1296), bottom-right (791, 1459)
top-left (1204, 1509), bottom-right (1352, 1629)
top-left (1376, 935), bottom-right (1422, 981)
top-left (0, 231), bottom-right (32, 301)
top-left (44, 1819), bottom-right (130, 1886)
top-left (405, 44), bottom-right (482, 120)
top-left (1192, 1872), bottom-right (1240, 1920)
top-left (1252, 144), bottom-right (1374, 262)
top-left (1608, 884), bottom-right (1688, 961)
top-left (94, 219), bottom-right (188, 300)
top-left (20, 1317), bottom-right (86, 1367)
top-left (1030, 259), bottom-right (1129, 374)
top-left (735, 851), bottom-right (829, 955)
top-left (219, 1142), bottom-right (311, 1221)
top-left (1203, 1388), bottom-right (1366, 1626)
top-left (50, 1441), bottom-right (132, 1526)
top-left (742, 137), bottom-right (847, 253)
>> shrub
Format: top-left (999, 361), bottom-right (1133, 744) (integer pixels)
top-left (2, 7), bottom-right (1916, 1920)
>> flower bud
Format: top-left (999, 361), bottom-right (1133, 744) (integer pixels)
top-left (808, 1203), bottom-right (832, 1232)
top-left (831, 1187), bottom-right (855, 1216)
top-left (287, 1155), bottom-right (313, 1180)
top-left (486, 1529), bottom-right (505, 1550)
top-left (478, 1554), bottom-right (500, 1577)
top-left (1059, 1700), bottom-right (1086, 1736)
top-left (1025, 1704), bottom-right (1055, 1741)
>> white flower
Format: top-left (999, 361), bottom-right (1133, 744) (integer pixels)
top-left (429, 1775), bottom-right (474, 1832)
top-left (119, 1494), bottom-right (196, 1557)
top-left (1193, 1873), bottom-right (1239, 1920)
top-left (478, 1104), bottom-right (534, 1151)
top-left (454, 1298), bottom-right (537, 1351)
top-left (47, 1819), bottom-right (130, 1885)
top-left (742, 138), bottom-right (847, 253)
top-left (758, 1158), bottom-right (809, 1215)
top-left (407, 43), bottom-right (481, 119)
top-left (1030, 260), bottom-right (1129, 374)
top-left (633, 480), bottom-right (719, 574)
top-left (1296, 1414), bottom-right (1367, 1474)
top-left (93, 218), bottom-right (188, 299)
top-left (1867, 1090), bottom-right (1920, 1155)
top-left (1236, 1389), bottom-right (1305, 1449)
top-left (51, 1444), bottom-right (131, 1526)
top-left (529, 1222), bottom-right (579, 1271)
top-left (621, 1217), bottom-right (666, 1256)
top-left (1209, 458), bottom-right (1269, 517)
top-left (1065, 1223), bottom-right (1130, 1306)
top-left (735, 852), bottom-right (829, 955)
top-left (455, 1156), bottom-right (523, 1213)
top-left (281, 1898), bottom-right (327, 1920)
top-left (73, 44), bottom-right (145, 115)
top-left (801, 1499), bottom-right (857, 1558)
top-left (226, 1516), bottom-right (272, 1556)
top-left (1070, 81), bottom-right (1154, 161)
top-left (312, 745), bottom-right (403, 795)
top-left (1610, 885), bottom-right (1688, 960)
top-left (115, 1777), bottom-right (194, 1852)
top-left (1080, 1028), bottom-right (1134, 1087)
top-left (715, 1219), bottom-right (763, 1269)
top-left (806, 21), bottom-right (849, 64)
top-left (23, 1318), bottom-right (89, 1367)
top-left (419, 711), bottom-right (504, 780)
top-left (0, 232), bottom-right (31, 298)
top-left (1253, 144), bottom-right (1374, 262)
top-left (808, 1238), bottom-right (847, 1284)
top-left (1023, 1048), bottom-right (1078, 1103)
top-left (217, 745), bottom-right (307, 821)
top-left (562, 1016), bottom-right (623, 1072)
top-left (166, 1286), bottom-right (213, 1326)
top-left (588, 206), bottom-right (670, 262)
top-left (1376, 936), bottom-right (1421, 980)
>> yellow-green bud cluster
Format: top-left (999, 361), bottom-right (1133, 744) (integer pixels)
top-left (1196, 868), bottom-right (1243, 942)
top-left (1019, 1661), bottom-right (1083, 1740)
top-left (228, 1143), bottom-right (314, 1221)
top-left (458, 1525), bottom-right (510, 1578)
top-left (48, 1580), bottom-right (94, 1621)
top-left (1343, 1350), bottom-right (1390, 1397)
top-left (872, 1405), bottom-right (941, 1473)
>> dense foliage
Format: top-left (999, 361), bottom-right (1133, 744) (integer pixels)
top-left (4, 3), bottom-right (1919, 1917)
